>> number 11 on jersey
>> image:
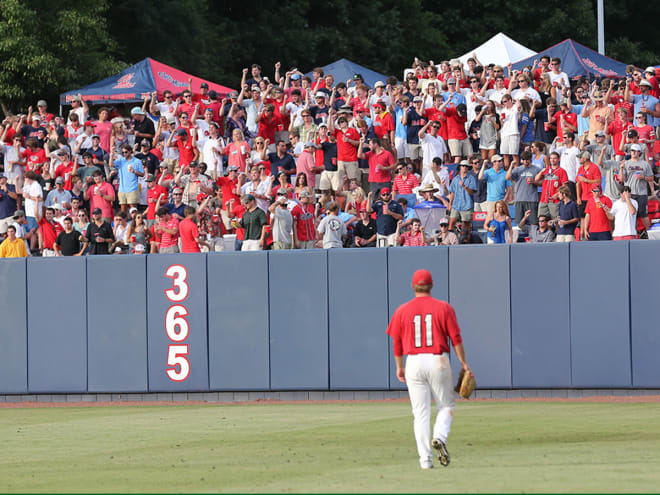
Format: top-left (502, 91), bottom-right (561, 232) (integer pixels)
top-left (413, 313), bottom-right (433, 348)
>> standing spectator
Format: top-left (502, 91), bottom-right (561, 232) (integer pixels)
top-left (499, 94), bottom-right (521, 169)
top-left (241, 167), bottom-right (271, 212)
top-left (402, 96), bottom-right (427, 167)
top-left (37, 207), bottom-right (63, 256)
top-left (84, 170), bottom-right (115, 224)
top-left (548, 58), bottom-right (570, 88)
top-left (154, 206), bottom-right (180, 253)
top-left (45, 177), bottom-right (72, 209)
top-left (535, 152), bottom-right (569, 220)
top-left (608, 186), bottom-right (638, 240)
top-left (556, 186), bottom-right (579, 242)
top-left (367, 188), bottom-right (404, 247)
top-left (581, 90), bottom-right (613, 142)
top-left (353, 207), bottom-right (377, 247)
top-left (54, 216), bottom-right (87, 256)
top-left (507, 151), bottom-right (541, 226)
top-left (575, 151), bottom-right (602, 222)
top-left (392, 163), bottom-right (420, 207)
top-left (443, 103), bottom-right (470, 163)
top-left (0, 225), bottom-right (28, 258)
top-left (469, 155), bottom-right (488, 212)
top-left (110, 211), bottom-right (129, 253)
top-left (134, 139), bottom-right (159, 176)
top-left (268, 195), bottom-right (293, 249)
top-left (583, 130), bottom-right (614, 161)
top-left (372, 101), bottom-right (395, 145)
top-left (417, 120), bottom-right (447, 175)
top-left (329, 111), bottom-right (361, 184)
top-left (66, 94), bottom-right (89, 126)
top-left (20, 171), bottom-right (42, 241)
top-left (144, 175), bottom-right (167, 227)
top-left (291, 190), bottom-right (317, 249)
top-left (296, 142), bottom-right (324, 191)
top-left (126, 211), bottom-right (153, 252)
top-left (484, 200), bottom-right (513, 244)
top-left (110, 142), bottom-right (144, 213)
top-left (534, 97), bottom-right (558, 144)
top-left (130, 107), bottom-right (155, 146)
top-left (0, 133), bottom-right (26, 188)
top-left (0, 174), bottom-right (19, 231)
top-left (626, 79), bottom-right (659, 132)
top-left (474, 101), bottom-right (500, 161)
top-left (621, 143), bottom-right (653, 233)
top-left (237, 194), bottom-right (267, 251)
top-left (317, 201), bottom-right (346, 249)
top-left (266, 139), bottom-right (296, 178)
top-left (175, 161), bottom-right (213, 208)
top-left (478, 155), bottom-right (509, 214)
top-left (582, 185), bottom-right (613, 241)
top-left (358, 136), bottom-right (396, 194)
top-left (518, 211), bottom-right (556, 242)
top-left (168, 128), bottom-right (198, 169)
top-left (87, 207), bottom-right (114, 255)
top-left (180, 206), bottom-right (209, 253)
top-left (447, 160), bottom-right (476, 231)
top-left (551, 132), bottom-right (580, 199)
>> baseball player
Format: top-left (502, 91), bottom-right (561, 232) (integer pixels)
top-left (386, 269), bottom-right (469, 469)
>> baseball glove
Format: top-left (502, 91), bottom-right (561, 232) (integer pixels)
top-left (454, 369), bottom-right (476, 399)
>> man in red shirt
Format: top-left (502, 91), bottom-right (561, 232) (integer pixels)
top-left (372, 101), bottom-right (395, 145)
top-left (37, 207), bottom-right (63, 256)
top-left (155, 207), bottom-right (180, 253)
top-left (54, 150), bottom-right (77, 190)
top-left (582, 185), bottom-right (613, 241)
top-left (386, 269), bottom-right (470, 470)
top-left (179, 206), bottom-right (209, 253)
top-left (291, 190), bottom-right (317, 249)
top-left (443, 103), bottom-right (470, 163)
top-left (535, 151), bottom-right (569, 220)
top-left (168, 128), bottom-right (198, 168)
top-left (575, 151), bottom-right (602, 221)
top-left (257, 104), bottom-right (281, 146)
top-left (552, 98), bottom-right (577, 143)
top-left (357, 136), bottom-right (396, 193)
top-left (145, 175), bottom-right (168, 227)
top-left (329, 110), bottom-right (361, 183)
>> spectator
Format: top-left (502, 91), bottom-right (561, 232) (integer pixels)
top-left (329, 110), bottom-right (360, 184)
top-left (478, 155), bottom-right (509, 214)
top-left (402, 96), bottom-right (427, 167)
top-left (468, 155), bottom-right (488, 212)
top-left (154, 206), bottom-right (180, 253)
top-left (582, 185), bottom-right (613, 241)
top-left (45, 177), bottom-right (72, 209)
top-left (126, 211), bottom-right (152, 252)
top-left (575, 151), bottom-right (602, 222)
top-left (548, 57), bottom-right (570, 88)
top-left (0, 133), bottom-right (26, 188)
top-left (175, 161), bottom-right (213, 208)
top-left (66, 94), bottom-right (89, 126)
top-left (582, 130), bottom-right (614, 161)
top-left (317, 201), bottom-right (346, 249)
top-left (498, 94), bottom-right (521, 169)
top-left (54, 216), bottom-right (87, 256)
top-left (180, 206), bottom-right (209, 253)
top-left (266, 139), bottom-right (296, 178)
top-left (395, 217), bottom-right (427, 246)
top-left (556, 185), bottom-right (579, 242)
top-left (291, 190), bottom-right (317, 249)
top-left (417, 120), bottom-right (447, 175)
top-left (87, 207), bottom-right (114, 255)
top-left (474, 101), bottom-right (500, 161)
top-left (20, 171), bottom-right (42, 241)
top-left (551, 131), bottom-right (580, 199)
top-left (581, 89), bottom-right (613, 142)
top-left (507, 151), bottom-right (542, 226)
top-left (84, 170), bottom-right (115, 224)
top-left (607, 186), bottom-right (638, 240)
top-left (268, 195), bottom-right (293, 249)
top-left (297, 142), bottom-right (324, 190)
top-left (0, 174), bottom-right (19, 231)
top-left (237, 194), bottom-right (267, 251)
top-left (366, 187), bottom-right (404, 247)
top-left (241, 167), bottom-right (271, 212)
top-left (518, 211), bottom-right (556, 242)
top-left (534, 97), bottom-right (558, 144)
top-left (110, 211), bottom-right (129, 252)
top-left (353, 207), bottom-right (377, 247)
top-left (134, 139), bottom-right (159, 176)
top-left (77, 133), bottom-right (108, 170)
top-left (443, 103), bottom-right (470, 163)
top-left (392, 162), bottom-right (420, 207)
top-left (447, 160), bottom-right (476, 231)
top-left (552, 96), bottom-right (578, 144)
top-left (435, 217), bottom-right (459, 245)
top-left (37, 206), bottom-right (63, 256)
top-left (626, 79), bottom-right (659, 133)
top-left (484, 200), bottom-right (513, 244)
top-left (535, 152), bottom-right (569, 220)
top-left (372, 101), bottom-right (395, 145)
top-left (621, 143), bottom-right (653, 233)
top-left (393, 96), bottom-right (410, 161)
top-left (130, 107), bottom-right (155, 146)
top-left (358, 136), bottom-right (396, 194)
top-left (110, 142), bottom-right (144, 212)
top-left (0, 225), bottom-right (28, 258)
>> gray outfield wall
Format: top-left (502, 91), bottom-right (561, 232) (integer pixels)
top-left (0, 241), bottom-right (659, 395)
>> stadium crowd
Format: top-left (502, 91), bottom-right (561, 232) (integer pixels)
top-left (1, 55), bottom-right (660, 257)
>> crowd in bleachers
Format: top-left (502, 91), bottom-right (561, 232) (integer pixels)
top-left (1, 55), bottom-right (660, 257)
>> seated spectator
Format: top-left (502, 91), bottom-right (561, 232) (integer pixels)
top-left (608, 185), bottom-right (638, 240)
top-left (0, 225), bottom-right (28, 258)
top-left (518, 211), bottom-right (556, 242)
top-left (395, 217), bottom-right (427, 246)
top-left (110, 211), bottom-right (129, 252)
top-left (317, 201), bottom-right (346, 249)
top-left (353, 207), bottom-right (377, 247)
top-left (485, 200), bottom-right (513, 244)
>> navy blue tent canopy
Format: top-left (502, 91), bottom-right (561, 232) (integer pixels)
top-left (305, 59), bottom-right (388, 88)
top-left (512, 39), bottom-right (628, 80)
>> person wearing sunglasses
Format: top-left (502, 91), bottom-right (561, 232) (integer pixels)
top-left (109, 139), bottom-right (144, 213)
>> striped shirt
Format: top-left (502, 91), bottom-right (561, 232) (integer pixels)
top-left (399, 230), bottom-right (425, 246)
top-left (392, 174), bottom-right (420, 195)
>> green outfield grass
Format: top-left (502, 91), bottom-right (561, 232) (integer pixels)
top-left (1, 400), bottom-right (659, 493)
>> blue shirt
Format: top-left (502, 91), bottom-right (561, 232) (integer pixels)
top-left (114, 156), bottom-right (144, 193)
top-left (632, 94), bottom-right (659, 127)
top-left (519, 113), bottom-right (534, 144)
top-left (442, 92), bottom-right (466, 107)
top-left (0, 183), bottom-right (17, 219)
top-left (572, 104), bottom-right (590, 137)
top-left (483, 167), bottom-right (509, 202)
top-left (394, 104), bottom-right (408, 139)
top-left (372, 200), bottom-right (403, 235)
top-left (448, 174), bottom-right (476, 211)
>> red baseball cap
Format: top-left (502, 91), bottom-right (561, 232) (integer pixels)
top-left (380, 187), bottom-right (391, 195)
top-left (412, 269), bottom-right (433, 286)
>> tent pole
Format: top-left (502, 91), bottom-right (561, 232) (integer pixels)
top-left (597, 0), bottom-right (605, 55)
top-left (59, 104), bottom-right (62, 117)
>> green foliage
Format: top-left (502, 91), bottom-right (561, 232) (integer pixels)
top-left (0, 0), bottom-right (125, 113)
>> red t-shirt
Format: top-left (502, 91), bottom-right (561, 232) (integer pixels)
top-left (258, 114), bottom-right (282, 142)
top-left (386, 295), bottom-right (463, 356)
top-left (365, 149), bottom-right (395, 183)
top-left (607, 120), bottom-right (631, 157)
top-left (147, 184), bottom-right (168, 220)
top-left (610, 95), bottom-right (633, 121)
top-left (291, 203), bottom-right (316, 242)
top-left (540, 166), bottom-right (569, 203)
top-left (373, 112), bottom-right (395, 139)
top-left (552, 111), bottom-right (578, 142)
top-left (176, 103), bottom-right (195, 117)
top-left (175, 138), bottom-right (195, 166)
top-left (576, 164), bottom-right (602, 201)
top-left (23, 148), bottom-right (47, 173)
top-left (334, 128), bottom-right (360, 162)
top-left (158, 217), bottom-right (179, 248)
top-left (230, 203), bottom-right (246, 240)
top-left (38, 218), bottom-right (62, 250)
top-left (424, 108), bottom-right (448, 141)
top-left (444, 106), bottom-right (468, 140)
top-left (55, 162), bottom-right (76, 190)
top-left (216, 176), bottom-right (240, 209)
top-left (585, 196), bottom-right (612, 233)
top-left (179, 217), bottom-right (201, 253)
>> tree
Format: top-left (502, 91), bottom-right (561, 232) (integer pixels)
top-left (0, 0), bottom-right (125, 114)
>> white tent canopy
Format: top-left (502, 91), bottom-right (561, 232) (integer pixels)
top-left (457, 33), bottom-right (536, 67)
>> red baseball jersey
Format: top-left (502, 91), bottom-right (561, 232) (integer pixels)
top-left (387, 295), bottom-right (463, 357)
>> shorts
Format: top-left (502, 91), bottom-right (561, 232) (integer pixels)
top-left (319, 170), bottom-right (340, 191)
top-left (337, 161), bottom-right (359, 181)
top-left (272, 241), bottom-right (292, 250)
top-left (448, 138), bottom-right (472, 158)
top-left (395, 137), bottom-right (409, 159)
top-left (26, 216), bottom-right (39, 232)
top-left (577, 201), bottom-right (587, 218)
top-left (241, 239), bottom-right (261, 251)
top-left (556, 234), bottom-right (575, 242)
top-left (297, 240), bottom-right (317, 249)
top-left (479, 142), bottom-right (497, 150)
top-left (408, 144), bottom-right (423, 161)
top-left (500, 135), bottom-right (520, 155)
top-left (376, 233), bottom-right (396, 247)
top-left (588, 231), bottom-right (612, 241)
top-left (449, 209), bottom-right (474, 222)
top-left (538, 202), bottom-right (560, 220)
top-left (118, 190), bottom-right (140, 205)
top-left (474, 201), bottom-right (488, 212)
top-left (632, 194), bottom-right (648, 217)
top-left (159, 245), bottom-right (179, 253)
top-left (515, 201), bottom-right (538, 225)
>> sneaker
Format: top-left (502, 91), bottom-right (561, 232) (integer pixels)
top-left (431, 438), bottom-right (450, 466)
top-left (420, 457), bottom-right (434, 470)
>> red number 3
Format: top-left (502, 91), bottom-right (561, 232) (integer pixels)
top-left (165, 265), bottom-right (190, 381)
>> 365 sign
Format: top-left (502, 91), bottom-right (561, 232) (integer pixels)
top-left (164, 265), bottom-right (190, 381)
